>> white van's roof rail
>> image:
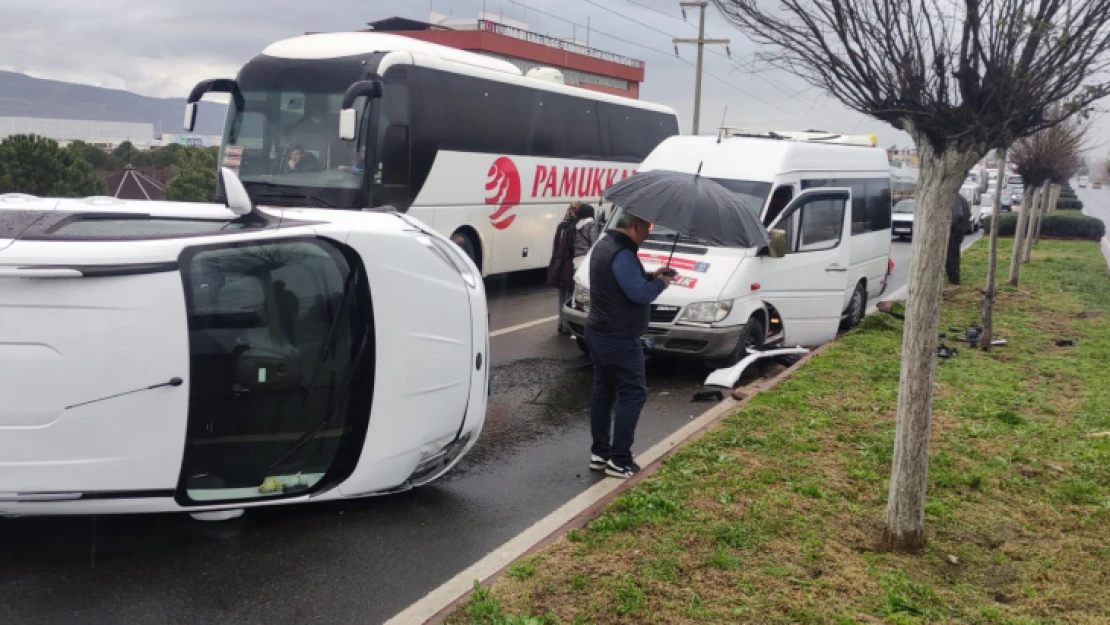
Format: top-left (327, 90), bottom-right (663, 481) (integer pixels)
top-left (719, 126), bottom-right (877, 147)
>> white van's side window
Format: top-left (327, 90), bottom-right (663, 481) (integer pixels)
top-left (777, 197), bottom-right (847, 253)
top-left (801, 178), bottom-right (891, 235)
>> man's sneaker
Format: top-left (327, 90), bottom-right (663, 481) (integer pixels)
top-left (605, 460), bottom-right (641, 479)
top-left (589, 455), bottom-right (608, 471)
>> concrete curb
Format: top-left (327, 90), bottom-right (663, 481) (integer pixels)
top-left (423, 342), bottom-right (836, 625)
top-left (408, 236), bottom-right (984, 625)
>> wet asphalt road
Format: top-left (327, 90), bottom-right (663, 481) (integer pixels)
top-left (1076, 182), bottom-right (1110, 234)
top-left (1, 238), bottom-right (940, 625)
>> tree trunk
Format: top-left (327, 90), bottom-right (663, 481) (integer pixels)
top-left (882, 143), bottom-right (979, 553)
top-left (1021, 180), bottom-right (1047, 259)
top-left (1022, 185), bottom-right (1044, 263)
top-left (1008, 190), bottom-right (1034, 286)
top-left (980, 147), bottom-right (1008, 351)
top-left (1034, 183), bottom-right (1057, 245)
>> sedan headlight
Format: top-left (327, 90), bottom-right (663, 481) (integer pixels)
top-left (678, 300), bottom-right (733, 323)
top-left (573, 282), bottom-right (590, 310)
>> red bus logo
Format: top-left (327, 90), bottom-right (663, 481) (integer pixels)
top-left (485, 157), bottom-right (521, 230)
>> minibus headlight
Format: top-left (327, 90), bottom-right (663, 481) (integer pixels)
top-left (679, 300), bottom-right (733, 323)
top-left (573, 282), bottom-right (590, 310)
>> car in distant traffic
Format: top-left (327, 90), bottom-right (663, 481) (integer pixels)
top-left (1001, 174), bottom-right (1023, 210)
top-left (1094, 181), bottom-right (1103, 189)
top-left (891, 199), bottom-right (915, 240)
top-left (1078, 176), bottom-right (1089, 188)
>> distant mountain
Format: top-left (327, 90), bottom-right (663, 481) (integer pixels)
top-left (0, 71), bottom-right (227, 136)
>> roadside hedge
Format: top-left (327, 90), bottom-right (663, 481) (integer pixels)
top-left (982, 212), bottom-right (1105, 240)
top-left (1057, 198), bottom-right (1084, 210)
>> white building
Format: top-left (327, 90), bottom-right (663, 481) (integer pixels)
top-left (0, 116), bottom-right (155, 150)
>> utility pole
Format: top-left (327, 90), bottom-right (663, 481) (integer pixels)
top-left (674, 2), bottom-right (729, 135)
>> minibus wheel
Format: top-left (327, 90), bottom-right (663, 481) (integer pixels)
top-left (843, 282), bottom-right (867, 329)
top-left (713, 317), bottom-right (765, 369)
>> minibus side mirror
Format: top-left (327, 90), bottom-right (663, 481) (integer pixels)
top-left (766, 229), bottom-right (788, 258)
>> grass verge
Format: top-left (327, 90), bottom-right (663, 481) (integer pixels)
top-left (448, 239), bottom-right (1110, 625)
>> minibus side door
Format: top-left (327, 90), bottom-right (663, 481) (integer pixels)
top-left (758, 188), bottom-right (852, 347)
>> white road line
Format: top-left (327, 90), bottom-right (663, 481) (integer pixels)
top-left (382, 398), bottom-right (740, 625)
top-left (490, 315), bottom-right (558, 338)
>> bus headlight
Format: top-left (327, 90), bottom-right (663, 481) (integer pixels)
top-left (573, 282), bottom-right (590, 310)
top-left (679, 300), bottom-right (733, 323)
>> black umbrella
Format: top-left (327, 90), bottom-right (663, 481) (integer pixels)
top-left (602, 168), bottom-right (770, 258)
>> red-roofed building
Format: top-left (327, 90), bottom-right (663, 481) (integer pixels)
top-left (346, 14), bottom-right (645, 99)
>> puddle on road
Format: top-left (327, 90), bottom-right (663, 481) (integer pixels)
top-left (450, 356), bottom-right (716, 478)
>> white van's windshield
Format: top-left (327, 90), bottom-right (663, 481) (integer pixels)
top-left (605, 177), bottom-right (771, 247)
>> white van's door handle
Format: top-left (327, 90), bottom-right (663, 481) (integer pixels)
top-left (825, 264), bottom-right (847, 273)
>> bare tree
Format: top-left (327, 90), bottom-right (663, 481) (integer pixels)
top-left (714, 0), bottom-right (1110, 552)
top-left (1009, 115), bottom-right (1087, 278)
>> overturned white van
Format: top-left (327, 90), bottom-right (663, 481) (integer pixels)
top-left (563, 130), bottom-right (893, 366)
top-left (0, 175), bottom-right (488, 518)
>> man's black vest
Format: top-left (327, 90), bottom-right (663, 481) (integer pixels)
top-left (587, 232), bottom-right (651, 339)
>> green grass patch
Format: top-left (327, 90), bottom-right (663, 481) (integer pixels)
top-left (447, 240), bottom-right (1110, 624)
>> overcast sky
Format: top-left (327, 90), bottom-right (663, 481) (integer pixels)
top-left (1, 0), bottom-right (1107, 156)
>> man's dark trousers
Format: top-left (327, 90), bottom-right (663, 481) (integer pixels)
top-left (947, 222), bottom-right (966, 284)
top-left (585, 331), bottom-right (647, 465)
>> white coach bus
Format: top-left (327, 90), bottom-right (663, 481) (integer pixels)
top-left (187, 32), bottom-right (680, 276)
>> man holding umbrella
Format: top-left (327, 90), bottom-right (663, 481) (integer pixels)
top-left (588, 166), bottom-right (770, 478)
top-left (587, 212), bottom-right (674, 479)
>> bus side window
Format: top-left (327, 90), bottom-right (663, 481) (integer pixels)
top-left (764, 185), bottom-right (794, 227)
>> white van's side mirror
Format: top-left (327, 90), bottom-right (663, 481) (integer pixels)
top-left (767, 229), bottom-right (788, 258)
top-left (219, 167), bottom-right (253, 216)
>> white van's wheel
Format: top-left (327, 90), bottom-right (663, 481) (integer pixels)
top-left (843, 283), bottom-right (867, 329)
top-left (713, 317), bottom-right (765, 369)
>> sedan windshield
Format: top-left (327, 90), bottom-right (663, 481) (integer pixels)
top-left (893, 200), bottom-right (915, 214)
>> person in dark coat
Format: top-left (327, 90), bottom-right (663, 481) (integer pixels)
top-left (547, 202), bottom-right (579, 333)
top-left (947, 194), bottom-right (971, 284)
top-left (571, 204), bottom-right (604, 269)
top-left (586, 211), bottom-right (673, 479)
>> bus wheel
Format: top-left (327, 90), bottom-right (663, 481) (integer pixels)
top-left (450, 231), bottom-right (481, 270)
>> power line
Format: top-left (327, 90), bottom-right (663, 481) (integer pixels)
top-left (502, 0), bottom-right (682, 60)
top-left (623, 0), bottom-right (693, 25)
top-left (584, 0), bottom-right (684, 39)
top-left (500, 0), bottom-right (823, 128)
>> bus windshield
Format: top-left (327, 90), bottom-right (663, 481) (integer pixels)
top-left (219, 62), bottom-right (370, 208)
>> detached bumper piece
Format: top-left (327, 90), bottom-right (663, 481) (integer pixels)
top-left (703, 347), bottom-right (810, 389)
